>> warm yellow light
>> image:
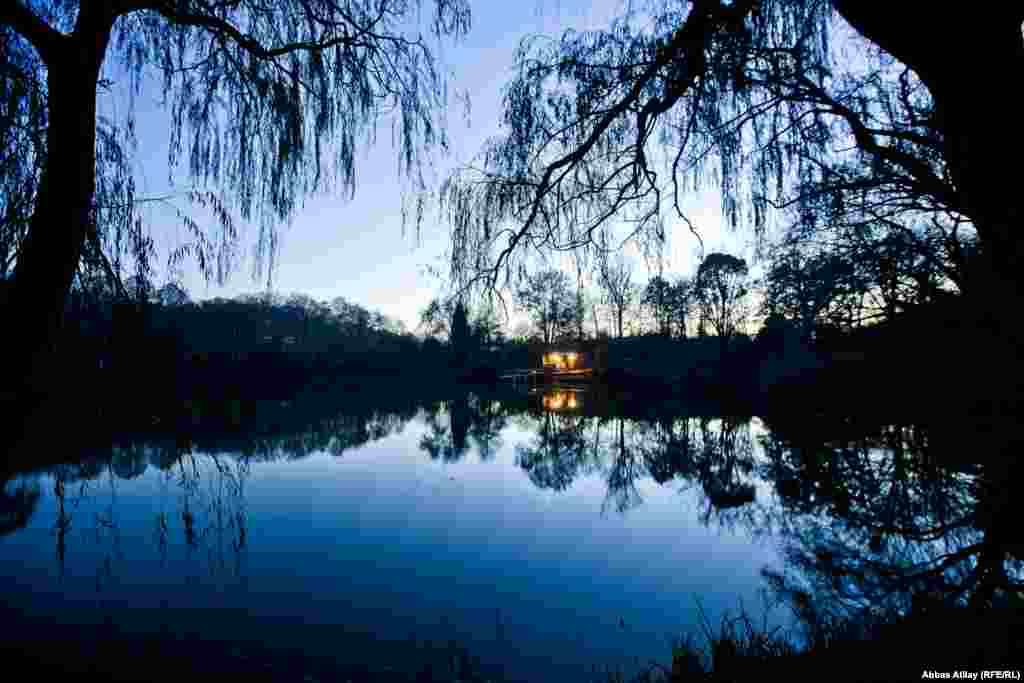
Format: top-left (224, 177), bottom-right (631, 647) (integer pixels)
top-left (567, 395), bottom-right (577, 409)
top-left (544, 392), bottom-right (566, 410)
top-left (544, 352), bottom-right (566, 369)
top-left (544, 352), bottom-right (569, 369)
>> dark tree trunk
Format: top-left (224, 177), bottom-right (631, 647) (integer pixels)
top-left (4, 14), bottom-right (112, 400)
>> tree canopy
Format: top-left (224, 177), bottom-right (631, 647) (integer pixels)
top-left (1, 0), bottom-right (470, 394)
top-left (597, 247), bottom-right (636, 338)
top-left (694, 251), bottom-right (748, 340)
top-left (440, 0), bottom-right (1024, 363)
top-left (642, 274), bottom-right (691, 338)
top-left (515, 268), bottom-right (578, 344)
top-left (450, 299), bottom-right (470, 366)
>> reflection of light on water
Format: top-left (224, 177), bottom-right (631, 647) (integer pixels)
top-left (541, 390), bottom-right (582, 411)
top-left (543, 392), bottom-right (565, 410)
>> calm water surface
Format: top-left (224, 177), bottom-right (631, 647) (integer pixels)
top-left (1, 385), bottom-right (1015, 680)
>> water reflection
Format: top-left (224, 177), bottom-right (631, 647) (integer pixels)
top-left (17, 451), bottom-right (249, 591)
top-left (513, 392), bottom-right (760, 521)
top-left (538, 388), bottom-right (584, 412)
top-left (1, 384), bottom-right (1021, 677)
top-left (0, 478), bottom-right (39, 537)
top-left (758, 413), bottom-right (1024, 661)
top-left (418, 393), bottom-right (509, 462)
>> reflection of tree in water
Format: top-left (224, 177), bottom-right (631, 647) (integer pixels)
top-left (514, 407), bottom-right (761, 519)
top-left (612, 414), bottom-right (759, 521)
top-left (468, 396), bottom-right (508, 461)
top-left (19, 448), bottom-right (252, 589)
top-left (450, 394), bottom-right (471, 456)
top-left (633, 415), bottom-right (762, 529)
top-left (111, 444), bottom-right (150, 480)
top-left (419, 395), bottom-right (510, 463)
top-left (757, 417), bottom-right (1024, 647)
top-left (637, 416), bottom-right (695, 485)
top-left (48, 462), bottom-right (101, 578)
top-left (514, 412), bottom-right (598, 492)
top-left (0, 478), bottom-right (41, 537)
top-left (691, 416), bottom-right (758, 523)
top-left (420, 397), bottom-right (468, 462)
top-left (507, 397), bottom-right (1024, 658)
top-left (246, 405), bottom-right (417, 460)
top-left (2, 394), bottom-right (429, 552)
top-left (603, 418), bottom-right (644, 514)
top-left (169, 453), bottom-right (250, 584)
top-left (174, 393), bottom-right (422, 461)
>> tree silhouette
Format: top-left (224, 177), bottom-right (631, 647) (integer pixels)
top-left (441, 1), bottom-right (1024, 407)
top-left (763, 247), bottom-right (863, 340)
top-left (450, 300), bottom-right (470, 367)
top-left (155, 282), bottom-right (190, 307)
top-left (418, 297), bottom-right (454, 341)
top-left (515, 269), bottom-right (578, 344)
top-left (1, 0), bottom-right (471, 396)
top-left (597, 246), bottom-right (636, 338)
top-left (642, 275), bottom-right (674, 337)
top-left (642, 274), bottom-right (692, 338)
top-left (694, 252), bottom-right (748, 343)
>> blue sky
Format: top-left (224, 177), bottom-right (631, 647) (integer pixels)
top-left (98, 0), bottom-right (754, 333)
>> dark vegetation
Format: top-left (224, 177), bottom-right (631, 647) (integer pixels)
top-left (0, 602), bottom-right (505, 683)
top-left (1, 0), bottom-right (1015, 419)
top-left (3, 0), bottom-right (1024, 681)
top-left (4, 261), bottom-right (995, 460)
top-left (59, 289), bottom-right (449, 396)
top-left (0, 285), bottom-right (532, 455)
top-left (0, 0), bottom-right (473, 398)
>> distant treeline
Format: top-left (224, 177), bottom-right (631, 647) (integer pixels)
top-left (36, 281), bottom-right (997, 425)
top-left (51, 289), bottom-right (528, 400)
top-left (593, 289), bottom-right (1002, 416)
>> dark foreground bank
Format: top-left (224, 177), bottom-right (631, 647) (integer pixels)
top-left (1, 600), bottom-right (1021, 683)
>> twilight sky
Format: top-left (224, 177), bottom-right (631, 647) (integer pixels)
top-left (97, 0), bottom-right (753, 333)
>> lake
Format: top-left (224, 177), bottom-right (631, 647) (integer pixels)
top-left (0, 383), bottom-right (1019, 681)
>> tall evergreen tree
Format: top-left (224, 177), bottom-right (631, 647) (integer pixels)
top-left (450, 300), bottom-right (470, 367)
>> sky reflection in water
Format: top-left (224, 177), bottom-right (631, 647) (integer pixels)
top-left (0, 393), bottom-right (790, 681)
